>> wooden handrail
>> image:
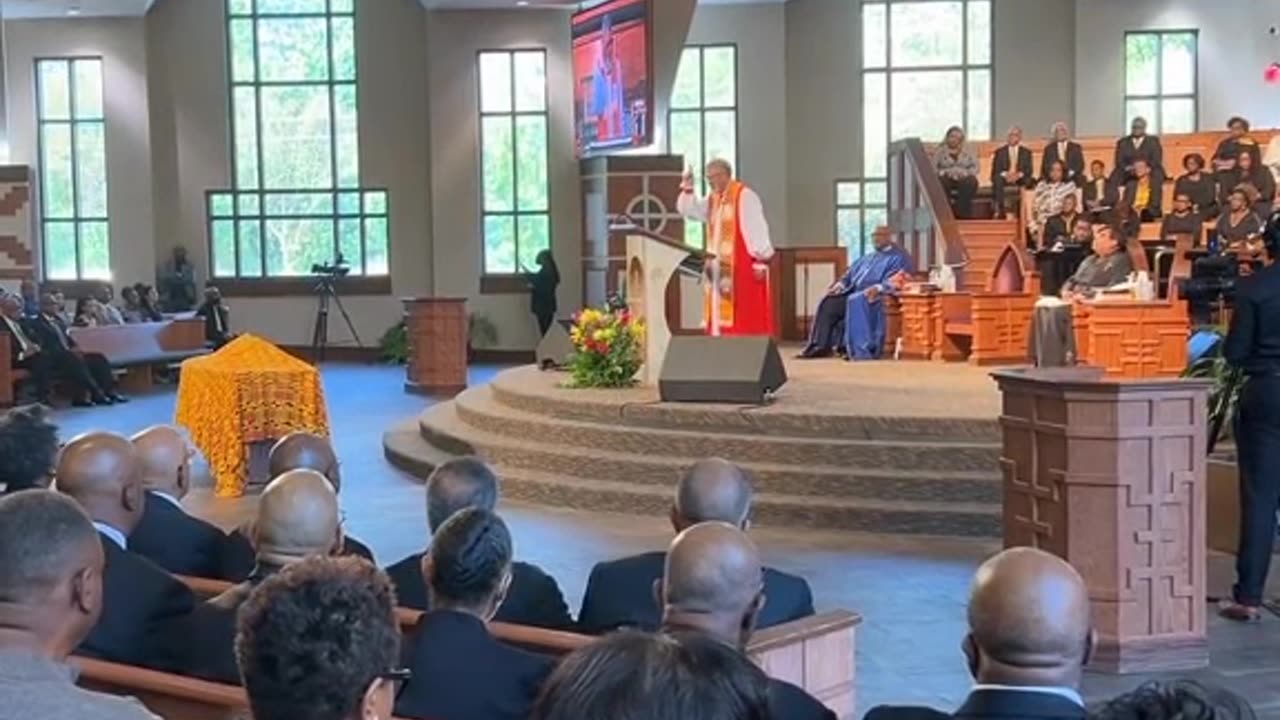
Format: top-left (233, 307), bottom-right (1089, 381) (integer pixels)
top-left (886, 138), bottom-right (967, 270)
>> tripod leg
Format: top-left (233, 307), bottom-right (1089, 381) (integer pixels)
top-left (312, 293), bottom-right (330, 363)
top-left (330, 292), bottom-right (364, 349)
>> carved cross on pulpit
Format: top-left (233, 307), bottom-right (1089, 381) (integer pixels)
top-left (1000, 457), bottom-right (1063, 551)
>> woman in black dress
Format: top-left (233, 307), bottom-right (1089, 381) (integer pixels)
top-left (1221, 151), bottom-right (1276, 217)
top-left (527, 249), bottom-right (560, 337)
top-left (1173, 153), bottom-right (1217, 217)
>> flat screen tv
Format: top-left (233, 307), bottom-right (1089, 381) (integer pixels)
top-left (572, 0), bottom-right (651, 156)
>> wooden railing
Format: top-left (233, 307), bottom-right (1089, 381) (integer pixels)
top-left (886, 138), bottom-right (967, 272)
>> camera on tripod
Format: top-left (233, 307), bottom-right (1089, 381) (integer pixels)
top-left (311, 256), bottom-right (351, 277)
top-left (1179, 254), bottom-right (1239, 307)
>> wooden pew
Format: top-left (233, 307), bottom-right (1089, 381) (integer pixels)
top-left (69, 317), bottom-right (208, 392)
top-left (970, 128), bottom-right (1279, 216)
top-left (2, 317), bottom-right (209, 406)
top-left (74, 656), bottom-right (415, 720)
top-left (177, 575), bottom-right (862, 718)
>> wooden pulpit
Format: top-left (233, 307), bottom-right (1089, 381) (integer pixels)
top-left (617, 223), bottom-right (707, 385)
top-left (992, 367), bottom-right (1211, 673)
top-left (401, 297), bottom-right (467, 396)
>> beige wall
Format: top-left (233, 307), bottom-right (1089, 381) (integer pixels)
top-left (425, 9), bottom-right (581, 352)
top-left (1075, 0), bottom-right (1280, 136)
top-left (993, 0), bottom-right (1075, 139)
top-left (6, 17), bottom-right (155, 288)
top-left (687, 4), bottom-right (789, 247)
top-left (784, 0), bottom-right (859, 249)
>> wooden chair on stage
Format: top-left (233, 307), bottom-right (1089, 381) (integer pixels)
top-left (1069, 233), bottom-right (1193, 379)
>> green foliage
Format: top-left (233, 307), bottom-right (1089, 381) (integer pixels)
top-left (469, 314), bottom-right (499, 349)
top-left (378, 320), bottom-right (409, 364)
top-left (1183, 330), bottom-right (1241, 448)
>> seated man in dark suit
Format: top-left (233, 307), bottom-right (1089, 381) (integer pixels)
top-left (990, 126), bottom-right (1035, 220)
top-left (128, 425), bottom-right (229, 577)
top-left (660, 522), bottom-right (834, 720)
top-left (864, 547), bottom-right (1092, 720)
top-left (195, 286), bottom-right (233, 348)
top-left (531, 630), bottom-right (774, 720)
top-left (395, 508), bottom-right (553, 720)
top-left (0, 490), bottom-right (159, 720)
top-left (384, 457), bottom-right (573, 629)
top-left (55, 432), bottom-right (195, 670)
top-left (1041, 195), bottom-right (1083, 248)
top-left (578, 458), bottom-right (814, 634)
top-left (30, 292), bottom-right (127, 404)
top-left (221, 432), bottom-right (372, 580)
top-left (1112, 116), bottom-right (1165, 189)
top-left (188, 468), bottom-right (343, 684)
top-left (0, 295), bottom-right (113, 407)
top-left (1082, 160), bottom-right (1117, 220)
top-left (236, 556), bottom-right (403, 720)
top-left (1041, 122), bottom-right (1085, 187)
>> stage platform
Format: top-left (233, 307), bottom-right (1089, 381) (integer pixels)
top-left (383, 358), bottom-right (1011, 537)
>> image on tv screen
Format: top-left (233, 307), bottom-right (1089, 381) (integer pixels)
top-left (572, 0), bottom-right (650, 156)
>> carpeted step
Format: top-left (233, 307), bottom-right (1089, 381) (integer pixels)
top-left (382, 418), bottom-right (468, 478)
top-left (420, 401), bottom-right (1001, 504)
top-left (488, 370), bottom-right (1002, 443)
top-left (496, 467), bottom-right (1000, 537)
top-left (450, 386), bottom-right (1002, 473)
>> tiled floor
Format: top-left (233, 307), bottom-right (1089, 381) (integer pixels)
top-left (50, 363), bottom-right (1280, 718)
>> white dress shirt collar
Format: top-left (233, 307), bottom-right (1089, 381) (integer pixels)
top-left (149, 490), bottom-right (183, 509)
top-left (971, 684), bottom-right (1084, 707)
top-left (92, 521), bottom-right (128, 550)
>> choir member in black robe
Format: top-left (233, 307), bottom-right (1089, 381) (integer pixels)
top-left (1173, 153), bottom-right (1218, 218)
top-left (1159, 193), bottom-right (1203, 247)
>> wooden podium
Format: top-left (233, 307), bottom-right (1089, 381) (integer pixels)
top-left (618, 224), bottom-right (707, 385)
top-left (992, 367), bottom-right (1211, 673)
top-left (401, 297), bottom-right (467, 396)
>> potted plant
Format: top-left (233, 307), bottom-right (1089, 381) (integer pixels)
top-left (378, 321), bottom-right (409, 364)
top-left (468, 313), bottom-right (499, 361)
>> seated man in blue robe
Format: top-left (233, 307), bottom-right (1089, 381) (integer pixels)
top-left (797, 234), bottom-right (911, 360)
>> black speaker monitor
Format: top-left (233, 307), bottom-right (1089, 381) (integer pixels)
top-left (658, 336), bottom-right (787, 404)
top-left (535, 320), bottom-right (574, 370)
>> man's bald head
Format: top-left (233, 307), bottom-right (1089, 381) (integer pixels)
top-left (253, 469), bottom-right (341, 566)
top-left (965, 547), bottom-right (1094, 688)
top-left (55, 432), bottom-right (146, 535)
top-left (268, 432), bottom-right (340, 491)
top-left (425, 457), bottom-right (498, 533)
top-left (130, 425), bottom-right (192, 498)
top-left (673, 459), bottom-right (753, 530)
top-left (661, 522), bottom-right (765, 648)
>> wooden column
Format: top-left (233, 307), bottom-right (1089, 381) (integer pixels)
top-left (992, 368), bottom-right (1211, 674)
top-left (402, 297), bottom-right (467, 397)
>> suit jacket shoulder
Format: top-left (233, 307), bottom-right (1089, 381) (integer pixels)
top-left (577, 551), bottom-right (667, 634)
top-left (394, 611), bottom-right (552, 720)
top-left (129, 493), bottom-right (229, 578)
top-left (79, 537), bottom-right (196, 671)
top-left (769, 678), bottom-right (837, 720)
top-left (864, 705), bottom-right (951, 720)
top-left (385, 552), bottom-right (428, 610)
top-left (953, 688), bottom-right (1086, 720)
top-left (761, 567), bottom-right (816, 627)
top-left (501, 560), bottom-right (574, 630)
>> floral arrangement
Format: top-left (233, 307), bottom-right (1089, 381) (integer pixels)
top-left (567, 307), bottom-right (645, 388)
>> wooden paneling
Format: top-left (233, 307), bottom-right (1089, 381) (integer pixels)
top-left (994, 369), bottom-right (1211, 673)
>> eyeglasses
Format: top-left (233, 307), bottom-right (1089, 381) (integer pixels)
top-left (381, 667), bottom-right (412, 697)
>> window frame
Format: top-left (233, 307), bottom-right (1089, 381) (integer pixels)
top-left (857, 0), bottom-right (993, 256)
top-left (211, 0), bottom-right (390, 289)
top-left (834, 179), bottom-right (888, 260)
top-left (35, 56), bottom-right (110, 281)
top-left (666, 43), bottom-right (740, 249)
top-left (1122, 29), bottom-right (1198, 134)
top-left (477, 47), bottom-right (552, 283)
